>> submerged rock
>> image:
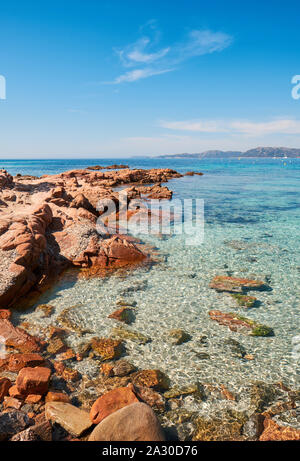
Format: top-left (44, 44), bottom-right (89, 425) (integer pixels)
top-left (131, 369), bottom-right (170, 391)
top-left (164, 383), bottom-right (204, 400)
top-left (110, 325), bottom-right (150, 345)
top-left (210, 275), bottom-right (267, 293)
top-left (259, 417), bottom-right (300, 441)
top-left (192, 410), bottom-right (247, 441)
top-left (89, 402), bottom-right (165, 441)
top-left (229, 293), bottom-right (257, 308)
top-left (209, 310), bottom-right (274, 336)
top-left (100, 359), bottom-right (135, 378)
top-left (108, 307), bottom-right (135, 324)
top-left (224, 338), bottom-right (247, 358)
top-left (167, 329), bottom-right (192, 345)
top-left (91, 337), bottom-right (124, 361)
top-left (250, 381), bottom-right (278, 413)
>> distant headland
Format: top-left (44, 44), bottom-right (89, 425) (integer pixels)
top-left (154, 147), bottom-right (300, 159)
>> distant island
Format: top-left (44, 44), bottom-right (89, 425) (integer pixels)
top-left (155, 147), bottom-right (300, 159)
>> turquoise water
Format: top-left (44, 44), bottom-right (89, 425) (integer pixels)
top-left (7, 158), bottom-right (300, 404)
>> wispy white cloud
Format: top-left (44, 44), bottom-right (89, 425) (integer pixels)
top-left (160, 118), bottom-right (300, 136)
top-left (113, 67), bottom-right (174, 84)
top-left (108, 22), bottom-right (232, 84)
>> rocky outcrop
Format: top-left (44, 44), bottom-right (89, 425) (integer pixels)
top-left (0, 167), bottom-right (181, 307)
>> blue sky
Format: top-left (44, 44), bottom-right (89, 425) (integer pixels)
top-left (0, 0), bottom-right (300, 157)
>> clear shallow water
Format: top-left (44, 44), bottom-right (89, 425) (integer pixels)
top-left (8, 158), bottom-right (300, 395)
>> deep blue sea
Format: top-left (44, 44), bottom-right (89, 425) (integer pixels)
top-left (5, 158), bottom-right (300, 401)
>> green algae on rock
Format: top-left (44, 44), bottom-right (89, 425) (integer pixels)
top-left (110, 325), bottom-right (150, 345)
top-left (229, 293), bottom-right (257, 308)
top-left (209, 310), bottom-right (274, 336)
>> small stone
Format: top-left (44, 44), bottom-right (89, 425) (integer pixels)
top-left (134, 385), bottom-right (165, 412)
top-left (89, 402), bottom-right (165, 441)
top-left (90, 383), bottom-right (139, 424)
top-left (91, 337), bottom-right (124, 360)
top-left (112, 360), bottom-right (136, 377)
top-left (7, 353), bottom-right (45, 372)
top-left (164, 383), bottom-right (203, 399)
top-left (3, 396), bottom-right (23, 409)
top-left (100, 362), bottom-right (115, 377)
top-left (45, 391), bottom-right (70, 403)
top-left (16, 366), bottom-right (51, 395)
top-left (47, 337), bottom-right (68, 355)
top-left (56, 348), bottom-right (76, 362)
top-left (110, 325), bottom-right (150, 345)
top-left (108, 307), bottom-right (134, 324)
top-left (62, 367), bottom-right (80, 382)
top-left (131, 369), bottom-right (170, 391)
top-left (36, 304), bottom-right (54, 317)
top-left (167, 329), bottom-right (192, 345)
top-left (45, 401), bottom-right (93, 437)
top-left (25, 394), bottom-right (42, 404)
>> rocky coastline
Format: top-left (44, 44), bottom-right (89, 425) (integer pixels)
top-left (0, 166), bottom-right (299, 442)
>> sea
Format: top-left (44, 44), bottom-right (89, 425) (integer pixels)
top-left (1, 157), bottom-right (300, 406)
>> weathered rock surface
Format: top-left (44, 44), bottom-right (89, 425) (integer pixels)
top-left (7, 352), bottom-right (45, 372)
top-left (210, 275), bottom-right (267, 293)
top-left (89, 402), bottom-right (165, 441)
top-left (0, 319), bottom-right (44, 352)
top-left (45, 401), bottom-right (93, 437)
top-left (16, 366), bottom-right (51, 395)
top-left (209, 310), bottom-right (274, 336)
top-left (0, 377), bottom-right (12, 402)
top-left (0, 167), bottom-right (182, 307)
top-left (90, 384), bottom-right (139, 424)
top-left (0, 409), bottom-right (34, 441)
top-left (259, 417), bottom-right (300, 441)
top-left (91, 337), bottom-right (124, 360)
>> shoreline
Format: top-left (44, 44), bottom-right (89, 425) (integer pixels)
top-left (0, 165), bottom-right (299, 442)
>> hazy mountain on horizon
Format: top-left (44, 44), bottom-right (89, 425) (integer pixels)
top-left (155, 147), bottom-right (300, 159)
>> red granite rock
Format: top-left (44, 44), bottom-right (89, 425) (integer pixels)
top-left (90, 383), bottom-right (139, 424)
top-left (16, 366), bottom-right (51, 395)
